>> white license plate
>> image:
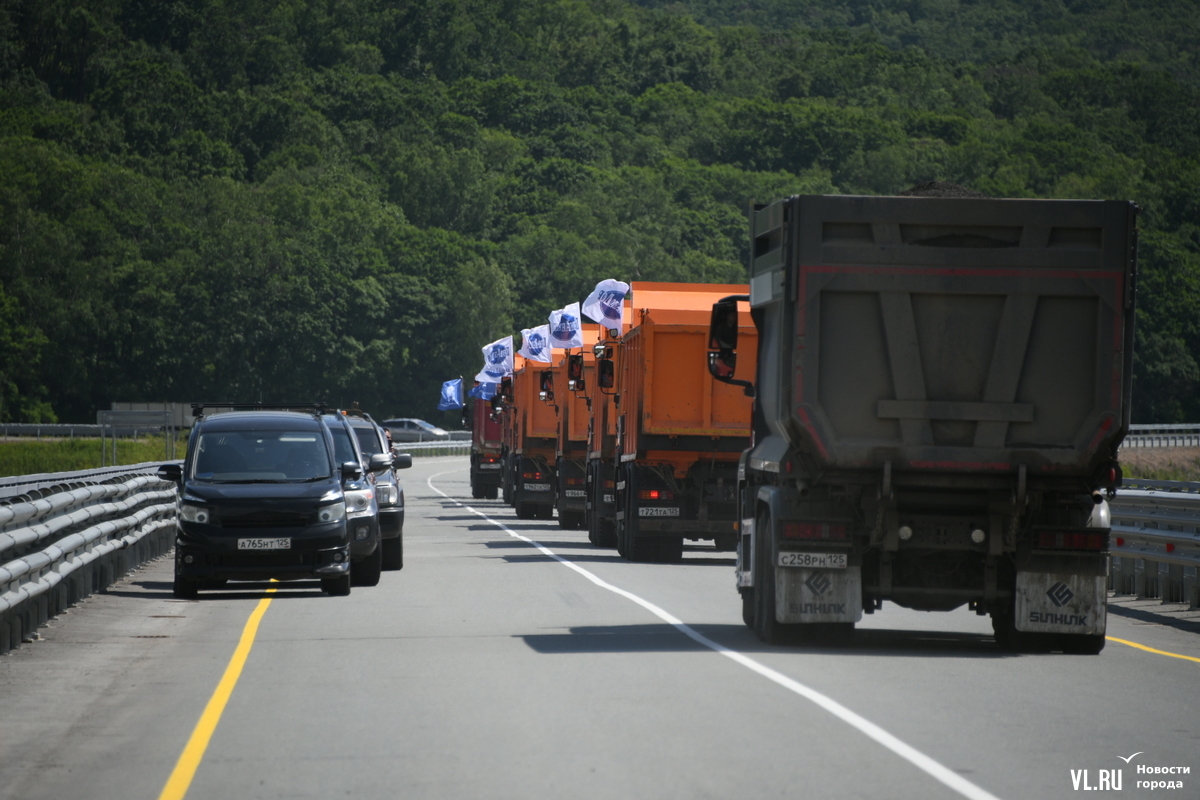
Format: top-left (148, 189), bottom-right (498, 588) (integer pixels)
top-left (602, 494), bottom-right (614, 504)
top-left (480, 463), bottom-right (501, 469)
top-left (564, 490), bottom-right (585, 498)
top-left (238, 538), bottom-right (291, 551)
top-left (524, 483), bottom-right (551, 492)
top-left (639, 506), bottom-right (680, 517)
top-left (778, 551), bottom-right (847, 568)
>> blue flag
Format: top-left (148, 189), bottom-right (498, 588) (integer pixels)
top-left (437, 379), bottom-right (463, 410)
top-left (468, 382), bottom-right (497, 400)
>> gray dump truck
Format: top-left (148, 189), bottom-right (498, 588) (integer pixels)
top-left (708, 194), bottom-right (1137, 653)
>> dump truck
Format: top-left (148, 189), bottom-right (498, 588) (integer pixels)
top-left (469, 394), bottom-right (503, 500)
top-left (504, 355), bottom-right (559, 519)
top-left (556, 325), bottom-right (601, 530)
top-left (709, 194), bottom-right (1137, 652)
top-left (584, 326), bottom-right (622, 547)
top-left (602, 282), bottom-right (758, 561)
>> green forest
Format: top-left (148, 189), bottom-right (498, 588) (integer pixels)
top-left (1, 0), bottom-right (1198, 424)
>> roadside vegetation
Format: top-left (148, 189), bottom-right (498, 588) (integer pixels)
top-left (0, 437), bottom-right (183, 479)
top-left (1, 0), bottom-right (1198, 423)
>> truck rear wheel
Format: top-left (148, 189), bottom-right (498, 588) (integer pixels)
top-left (485, 486), bottom-right (498, 500)
top-left (1060, 634), bottom-right (1106, 655)
top-left (741, 590), bottom-right (755, 628)
top-left (657, 536), bottom-right (683, 562)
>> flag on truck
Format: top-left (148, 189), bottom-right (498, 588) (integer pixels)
top-left (475, 335), bottom-right (514, 383)
top-left (518, 324), bottom-right (553, 363)
top-left (437, 378), bottom-right (463, 410)
top-left (548, 302), bottom-right (584, 349)
top-left (468, 381), bottom-right (497, 400)
top-left (581, 279), bottom-right (630, 329)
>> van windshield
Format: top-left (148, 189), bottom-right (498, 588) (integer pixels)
top-left (192, 430), bottom-right (331, 482)
top-left (353, 426), bottom-right (384, 456)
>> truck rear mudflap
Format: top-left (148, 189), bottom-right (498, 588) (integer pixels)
top-left (1014, 555), bottom-right (1107, 636)
top-left (776, 565), bottom-right (864, 624)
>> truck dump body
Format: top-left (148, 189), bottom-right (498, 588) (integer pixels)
top-left (733, 193), bottom-right (1137, 651)
top-left (507, 356), bottom-right (559, 519)
top-left (469, 397), bottom-right (503, 499)
top-left (557, 326), bottom-right (601, 530)
top-left (611, 282), bottom-right (756, 561)
top-left (761, 196), bottom-right (1135, 476)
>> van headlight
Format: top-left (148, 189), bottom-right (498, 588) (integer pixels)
top-left (344, 489), bottom-right (373, 515)
top-left (179, 504), bottom-right (210, 524)
top-left (318, 501), bottom-right (346, 523)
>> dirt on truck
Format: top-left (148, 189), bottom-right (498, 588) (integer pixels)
top-left (602, 282), bottom-right (758, 562)
top-left (709, 193), bottom-right (1138, 652)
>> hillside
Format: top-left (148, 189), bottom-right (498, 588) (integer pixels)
top-left (0, 0), bottom-right (1197, 422)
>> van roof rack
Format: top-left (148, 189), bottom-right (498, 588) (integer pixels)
top-left (191, 402), bottom-right (331, 418)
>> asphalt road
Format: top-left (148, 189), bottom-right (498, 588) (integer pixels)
top-left (1, 456), bottom-right (1197, 800)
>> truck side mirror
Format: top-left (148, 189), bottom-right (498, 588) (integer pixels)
top-left (708, 295), bottom-right (755, 397)
top-left (567, 354), bottom-right (585, 392)
top-left (539, 370), bottom-right (555, 403)
top-left (709, 297), bottom-right (740, 351)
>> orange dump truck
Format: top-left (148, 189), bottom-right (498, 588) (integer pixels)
top-left (555, 325), bottom-right (603, 530)
top-left (503, 355), bottom-right (560, 519)
top-left (469, 393), bottom-right (503, 499)
top-left (602, 282), bottom-right (757, 561)
top-left (584, 327), bottom-right (624, 547)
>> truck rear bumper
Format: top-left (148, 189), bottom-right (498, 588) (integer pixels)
top-left (636, 518), bottom-right (739, 537)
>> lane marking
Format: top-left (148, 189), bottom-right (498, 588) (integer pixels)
top-left (157, 585), bottom-right (278, 800)
top-left (427, 469), bottom-right (1003, 800)
top-left (1107, 635), bottom-right (1200, 664)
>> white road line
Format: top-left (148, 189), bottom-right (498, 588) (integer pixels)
top-left (427, 469), bottom-right (1004, 800)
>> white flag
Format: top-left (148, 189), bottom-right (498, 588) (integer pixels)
top-left (475, 335), bottom-right (513, 383)
top-left (518, 324), bottom-right (553, 363)
top-left (581, 279), bottom-right (629, 328)
top-left (547, 302), bottom-right (584, 349)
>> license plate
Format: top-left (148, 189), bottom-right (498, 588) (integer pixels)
top-left (480, 463), bottom-right (501, 469)
top-left (778, 551), bottom-right (847, 568)
top-left (639, 507), bottom-right (680, 517)
top-left (238, 537), bottom-right (291, 551)
top-left (602, 494), bottom-right (614, 504)
top-left (564, 490), bottom-right (585, 498)
top-left (524, 483), bottom-right (551, 492)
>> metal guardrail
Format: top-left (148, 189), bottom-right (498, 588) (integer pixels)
top-left (0, 463), bottom-right (176, 654)
top-left (1123, 423), bottom-right (1200, 448)
top-left (397, 440), bottom-right (470, 457)
top-left (1109, 480), bottom-right (1200, 608)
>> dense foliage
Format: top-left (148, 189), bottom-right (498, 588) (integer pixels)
top-left (0, 0), bottom-right (1197, 423)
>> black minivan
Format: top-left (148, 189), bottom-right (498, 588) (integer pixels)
top-left (159, 406), bottom-right (361, 597)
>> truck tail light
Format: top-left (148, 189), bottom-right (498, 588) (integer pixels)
top-left (1036, 532), bottom-right (1106, 550)
top-left (565, 477), bottom-right (584, 486)
top-left (782, 522), bottom-right (847, 540)
top-left (522, 471), bottom-right (544, 480)
top-left (638, 489), bottom-right (675, 501)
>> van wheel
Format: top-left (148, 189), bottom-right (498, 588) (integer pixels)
top-left (352, 545), bottom-right (382, 587)
top-left (321, 575), bottom-right (351, 596)
top-left (382, 536), bottom-right (403, 570)
top-left (173, 577), bottom-right (199, 599)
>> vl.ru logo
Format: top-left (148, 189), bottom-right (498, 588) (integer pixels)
top-left (1047, 581), bottom-right (1074, 607)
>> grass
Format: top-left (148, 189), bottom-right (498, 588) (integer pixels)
top-left (0, 436), bottom-right (185, 478)
top-left (1119, 447), bottom-right (1200, 483)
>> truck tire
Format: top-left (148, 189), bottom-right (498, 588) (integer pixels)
top-left (382, 535), bottom-right (403, 570)
top-left (472, 484), bottom-right (484, 499)
top-left (754, 510), bottom-right (795, 645)
top-left (515, 500), bottom-right (533, 519)
top-left (321, 574), bottom-right (351, 596)
top-left (657, 537), bottom-right (683, 562)
top-left (352, 544), bottom-right (382, 587)
top-left (1060, 633), bottom-right (1106, 655)
top-left (714, 533), bottom-right (738, 552)
top-left (537, 504), bottom-right (554, 520)
top-left (485, 486), bottom-right (498, 500)
top-left (173, 577), bottom-right (199, 600)
top-left (741, 590), bottom-right (755, 628)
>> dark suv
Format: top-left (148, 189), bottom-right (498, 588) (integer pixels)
top-left (322, 412), bottom-right (394, 587)
top-left (160, 406), bottom-right (358, 597)
top-left (344, 411), bottom-right (410, 570)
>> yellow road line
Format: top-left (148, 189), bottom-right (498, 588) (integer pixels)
top-left (157, 586), bottom-right (278, 800)
top-left (1107, 635), bottom-right (1200, 664)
